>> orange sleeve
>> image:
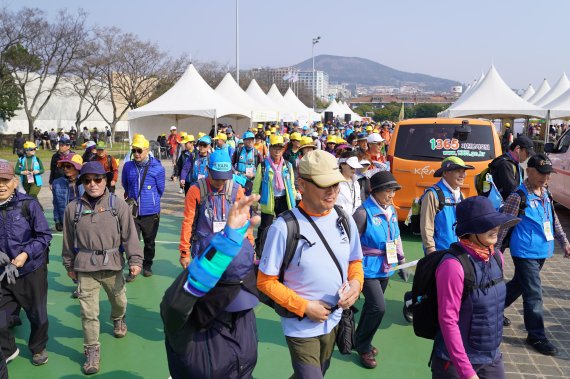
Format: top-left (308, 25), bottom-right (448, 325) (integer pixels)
top-left (179, 185), bottom-right (200, 256)
top-left (112, 157), bottom-right (119, 182)
top-left (348, 259), bottom-right (364, 291)
top-left (234, 187), bottom-right (254, 245)
top-left (257, 271), bottom-right (308, 318)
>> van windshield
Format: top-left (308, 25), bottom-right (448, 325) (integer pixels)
top-left (394, 124), bottom-right (496, 162)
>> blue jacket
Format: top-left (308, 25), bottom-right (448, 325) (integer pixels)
top-left (435, 245), bottom-right (505, 365)
top-left (52, 177), bottom-right (84, 223)
top-left (122, 157), bottom-right (165, 216)
top-left (510, 185), bottom-right (555, 259)
top-left (0, 192), bottom-right (52, 276)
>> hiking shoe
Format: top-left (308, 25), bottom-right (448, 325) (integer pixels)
top-left (113, 318), bottom-right (127, 338)
top-left (403, 291), bottom-right (413, 323)
top-left (83, 345), bottom-right (100, 375)
top-left (503, 316), bottom-right (511, 326)
top-left (32, 349), bottom-right (48, 366)
top-left (359, 351), bottom-right (377, 369)
top-left (526, 337), bottom-right (558, 356)
top-left (55, 222), bottom-right (63, 232)
top-left (178, 188), bottom-right (184, 194)
top-left (125, 273), bottom-right (136, 283)
top-left (6, 348), bottom-right (19, 364)
top-left (143, 269), bottom-right (153, 277)
top-left (72, 289), bottom-right (80, 298)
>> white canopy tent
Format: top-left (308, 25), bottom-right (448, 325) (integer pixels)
top-left (245, 79), bottom-right (282, 121)
top-left (282, 88), bottom-right (320, 123)
top-left (323, 100), bottom-right (345, 118)
top-left (266, 84), bottom-right (297, 122)
top-left (437, 65), bottom-right (546, 119)
top-left (542, 87), bottom-right (570, 119)
top-left (534, 73), bottom-right (570, 108)
top-left (527, 79), bottom-right (551, 104)
top-left (338, 101), bottom-right (362, 122)
top-left (128, 64), bottom-right (250, 139)
top-left (521, 84), bottom-right (536, 101)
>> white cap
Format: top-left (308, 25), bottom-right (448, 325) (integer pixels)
top-left (345, 156), bottom-right (363, 169)
top-left (359, 159), bottom-right (371, 166)
top-left (170, 126), bottom-right (177, 130)
top-left (367, 133), bottom-right (384, 144)
top-left (311, 132), bottom-right (319, 138)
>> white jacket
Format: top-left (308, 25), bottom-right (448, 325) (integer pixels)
top-left (336, 176), bottom-right (361, 215)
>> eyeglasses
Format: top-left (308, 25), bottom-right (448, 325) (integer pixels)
top-left (81, 176), bottom-right (105, 185)
top-left (302, 177), bottom-right (340, 190)
top-left (131, 148), bottom-right (145, 154)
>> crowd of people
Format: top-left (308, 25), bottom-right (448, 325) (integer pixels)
top-left (0, 118), bottom-right (568, 379)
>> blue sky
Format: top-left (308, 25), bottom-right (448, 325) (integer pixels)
top-left (3, 0), bottom-right (569, 89)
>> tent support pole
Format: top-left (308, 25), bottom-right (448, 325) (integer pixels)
top-left (544, 110), bottom-right (550, 144)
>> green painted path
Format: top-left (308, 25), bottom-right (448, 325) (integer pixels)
top-left (9, 212), bottom-right (432, 378)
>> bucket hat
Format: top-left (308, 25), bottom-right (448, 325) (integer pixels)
top-left (456, 196), bottom-right (520, 237)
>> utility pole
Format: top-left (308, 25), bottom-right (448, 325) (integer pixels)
top-left (312, 36), bottom-right (321, 111)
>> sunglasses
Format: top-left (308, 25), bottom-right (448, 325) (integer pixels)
top-left (81, 176), bottom-right (105, 185)
top-left (198, 143), bottom-right (209, 147)
top-left (25, 148), bottom-right (36, 152)
top-left (61, 164), bottom-right (75, 169)
top-left (302, 177), bottom-right (340, 190)
top-left (131, 148), bottom-right (145, 154)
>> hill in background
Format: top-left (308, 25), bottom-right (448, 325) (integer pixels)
top-left (293, 55), bottom-right (459, 92)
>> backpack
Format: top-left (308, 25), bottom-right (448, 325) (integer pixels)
top-left (411, 244), bottom-right (503, 340)
top-left (500, 188), bottom-right (555, 252)
top-left (259, 205), bottom-right (352, 318)
top-left (106, 129), bottom-right (111, 137)
top-left (72, 193), bottom-right (121, 254)
top-left (474, 156), bottom-right (517, 209)
top-left (405, 186), bottom-right (462, 235)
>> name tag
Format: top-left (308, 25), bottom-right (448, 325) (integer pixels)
top-left (386, 241), bottom-right (398, 264)
top-left (544, 221), bottom-right (554, 241)
top-left (213, 221), bottom-right (226, 233)
top-left (26, 173), bottom-right (34, 184)
top-left (245, 167), bottom-right (254, 176)
top-left (198, 174), bottom-right (205, 180)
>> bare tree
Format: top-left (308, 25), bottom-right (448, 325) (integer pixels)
top-left (0, 8), bottom-right (88, 138)
top-left (194, 60), bottom-right (233, 88)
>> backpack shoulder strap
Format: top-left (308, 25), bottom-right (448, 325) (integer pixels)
top-left (333, 205), bottom-right (352, 242)
top-left (197, 178), bottom-right (208, 204)
top-left (20, 199), bottom-right (32, 222)
top-left (108, 192), bottom-right (121, 235)
top-left (448, 245), bottom-right (476, 300)
top-left (278, 210), bottom-right (300, 282)
top-left (428, 185), bottom-right (446, 212)
top-left (515, 188), bottom-right (527, 216)
top-left (226, 179), bottom-right (236, 201)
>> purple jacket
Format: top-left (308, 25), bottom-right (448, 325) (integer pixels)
top-left (0, 192), bottom-right (52, 276)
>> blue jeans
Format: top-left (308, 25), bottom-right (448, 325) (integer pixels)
top-left (504, 257), bottom-right (546, 340)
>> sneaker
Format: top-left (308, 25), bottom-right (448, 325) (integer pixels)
top-left (83, 345), bottom-right (100, 375)
top-left (503, 316), bottom-right (511, 326)
top-left (6, 348), bottom-right (19, 363)
top-left (125, 274), bottom-right (136, 283)
top-left (143, 269), bottom-right (153, 277)
top-left (178, 188), bottom-right (184, 194)
top-left (526, 337), bottom-right (558, 356)
top-left (113, 318), bottom-right (127, 338)
top-left (72, 289), bottom-right (80, 298)
top-left (55, 222), bottom-right (63, 232)
top-left (32, 349), bottom-right (48, 366)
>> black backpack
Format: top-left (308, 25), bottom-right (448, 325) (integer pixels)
top-left (411, 243), bottom-right (502, 340)
top-left (259, 205), bottom-right (351, 318)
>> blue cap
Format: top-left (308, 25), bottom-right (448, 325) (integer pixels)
top-left (80, 161), bottom-right (106, 176)
top-left (208, 150), bottom-right (233, 180)
top-left (59, 137), bottom-right (71, 145)
top-left (243, 131), bottom-right (255, 140)
top-left (198, 136), bottom-right (211, 145)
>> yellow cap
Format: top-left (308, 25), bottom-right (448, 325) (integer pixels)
top-left (290, 132), bottom-right (302, 141)
top-left (197, 132), bottom-right (206, 139)
top-left (186, 134), bottom-right (195, 142)
top-left (270, 135), bottom-right (284, 146)
top-left (366, 126), bottom-right (372, 131)
top-left (270, 127), bottom-right (276, 133)
top-left (505, 122), bottom-right (511, 127)
top-left (265, 130), bottom-right (271, 136)
top-left (326, 135), bottom-right (337, 144)
top-left (257, 124), bottom-right (264, 129)
top-left (23, 141), bottom-right (37, 149)
top-left (283, 133), bottom-right (290, 139)
top-left (214, 133), bottom-right (227, 141)
top-left (300, 136), bottom-right (316, 148)
top-left (131, 134), bottom-right (150, 149)
top-left (179, 131), bottom-right (187, 138)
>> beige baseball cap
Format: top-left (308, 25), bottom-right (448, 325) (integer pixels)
top-left (299, 150), bottom-right (347, 187)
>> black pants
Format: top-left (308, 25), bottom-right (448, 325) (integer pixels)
top-left (355, 277), bottom-right (389, 354)
top-left (0, 265), bottom-right (49, 357)
top-left (255, 196), bottom-right (289, 256)
top-left (135, 214), bottom-right (160, 270)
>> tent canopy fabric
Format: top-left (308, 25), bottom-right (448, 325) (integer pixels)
top-left (534, 73), bottom-right (570, 108)
top-left (245, 80), bottom-right (281, 114)
top-left (266, 84), bottom-right (297, 122)
top-left (542, 86), bottom-right (570, 119)
top-left (521, 84), bottom-right (536, 101)
top-left (527, 79), bottom-right (551, 104)
top-left (283, 88), bottom-right (320, 122)
top-left (437, 65), bottom-right (546, 119)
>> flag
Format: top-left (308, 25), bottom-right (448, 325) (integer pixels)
top-left (398, 102), bottom-right (405, 121)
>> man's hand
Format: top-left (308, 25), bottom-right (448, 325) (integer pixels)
top-left (111, 180), bottom-right (116, 186)
top-left (338, 279), bottom-right (361, 309)
top-left (180, 256), bottom-right (190, 269)
top-left (11, 252), bottom-right (28, 268)
top-left (67, 271), bottom-right (77, 281)
top-left (226, 194), bottom-right (261, 230)
top-left (130, 265), bottom-right (141, 277)
top-left (305, 300), bottom-right (332, 323)
top-left (180, 179), bottom-right (186, 186)
top-left (563, 245), bottom-right (570, 258)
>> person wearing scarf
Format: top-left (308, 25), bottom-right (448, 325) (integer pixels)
top-left (431, 196), bottom-right (519, 379)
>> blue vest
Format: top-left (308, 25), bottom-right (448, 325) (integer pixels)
top-left (360, 197), bottom-right (400, 279)
top-left (191, 155), bottom-right (209, 183)
top-left (18, 156), bottom-right (43, 186)
top-left (236, 147), bottom-right (258, 175)
top-left (190, 182), bottom-right (254, 283)
top-left (510, 185), bottom-right (554, 259)
top-left (434, 249), bottom-right (505, 364)
top-left (425, 181), bottom-right (460, 252)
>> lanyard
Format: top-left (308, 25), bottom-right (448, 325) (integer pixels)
top-left (24, 157), bottom-right (34, 172)
top-left (205, 179), bottom-right (226, 221)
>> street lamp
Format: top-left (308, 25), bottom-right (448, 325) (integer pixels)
top-left (312, 36), bottom-right (321, 111)
top-left (236, 0), bottom-right (239, 86)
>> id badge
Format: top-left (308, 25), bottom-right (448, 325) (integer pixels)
top-left (213, 221), bottom-right (226, 233)
top-left (543, 221), bottom-right (554, 241)
top-left (26, 173), bottom-right (34, 184)
top-left (198, 174), bottom-right (205, 180)
top-left (386, 241), bottom-right (398, 264)
top-left (245, 167), bottom-right (254, 176)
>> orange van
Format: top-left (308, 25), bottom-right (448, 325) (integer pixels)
top-left (386, 118), bottom-right (502, 221)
